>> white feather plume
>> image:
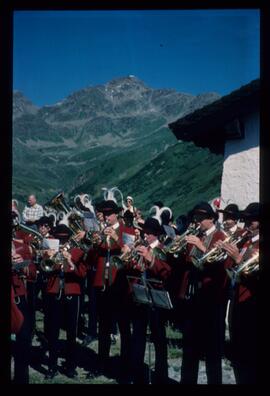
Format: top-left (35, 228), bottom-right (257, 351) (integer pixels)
top-left (149, 205), bottom-right (162, 225)
top-left (57, 211), bottom-right (69, 227)
top-left (148, 205), bottom-right (172, 225)
top-left (101, 187), bottom-right (126, 210)
top-left (159, 207), bottom-right (173, 223)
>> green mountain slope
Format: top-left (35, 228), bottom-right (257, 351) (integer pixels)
top-left (12, 76), bottom-right (222, 214)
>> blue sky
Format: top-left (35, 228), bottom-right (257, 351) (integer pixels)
top-left (13, 9), bottom-right (260, 107)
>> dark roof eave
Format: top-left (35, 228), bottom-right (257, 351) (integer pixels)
top-left (169, 79), bottom-right (260, 138)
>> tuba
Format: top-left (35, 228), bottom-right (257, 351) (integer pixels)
top-left (45, 192), bottom-right (84, 235)
top-left (226, 251), bottom-right (259, 283)
top-left (45, 192), bottom-right (71, 213)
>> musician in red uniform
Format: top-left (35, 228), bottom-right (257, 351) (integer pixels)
top-left (218, 202), bottom-right (259, 384)
top-left (215, 203), bottom-right (249, 356)
top-left (218, 204), bottom-right (242, 235)
top-left (127, 217), bottom-right (172, 384)
top-left (11, 287), bottom-right (24, 334)
top-left (178, 202), bottom-right (229, 384)
top-left (26, 216), bottom-right (54, 339)
top-left (43, 224), bottom-right (87, 379)
top-left (85, 200), bottom-right (132, 380)
top-left (11, 230), bottom-right (36, 383)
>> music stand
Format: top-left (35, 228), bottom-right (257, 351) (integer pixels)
top-left (126, 275), bottom-right (152, 306)
top-left (147, 278), bottom-right (173, 310)
top-left (127, 275), bottom-right (173, 384)
top-left (126, 276), bottom-right (173, 310)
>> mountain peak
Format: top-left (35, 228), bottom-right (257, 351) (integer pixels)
top-left (106, 75), bottom-right (148, 91)
top-left (13, 91), bottom-right (39, 119)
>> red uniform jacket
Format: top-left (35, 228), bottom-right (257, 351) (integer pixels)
top-left (86, 222), bottom-right (124, 288)
top-left (45, 247), bottom-right (87, 295)
top-left (233, 235), bottom-right (259, 303)
top-left (12, 239), bottom-right (36, 298)
top-left (14, 229), bottom-right (35, 245)
top-left (178, 227), bottom-right (230, 304)
top-left (126, 240), bottom-right (172, 295)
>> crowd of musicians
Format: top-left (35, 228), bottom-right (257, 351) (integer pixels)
top-left (11, 190), bottom-right (259, 384)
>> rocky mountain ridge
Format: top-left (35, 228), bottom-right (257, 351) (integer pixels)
top-left (12, 76), bottom-right (223, 215)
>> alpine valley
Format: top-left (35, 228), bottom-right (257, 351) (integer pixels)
top-left (13, 76), bottom-right (223, 216)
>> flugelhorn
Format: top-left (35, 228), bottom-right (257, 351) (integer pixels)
top-left (39, 252), bottom-right (63, 273)
top-left (153, 224), bottom-right (201, 261)
top-left (111, 237), bottom-right (147, 269)
top-left (192, 230), bottom-right (249, 270)
top-left (226, 251), bottom-right (259, 283)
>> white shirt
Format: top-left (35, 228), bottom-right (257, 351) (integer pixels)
top-left (22, 203), bottom-right (44, 222)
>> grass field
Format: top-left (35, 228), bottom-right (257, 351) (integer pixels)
top-left (11, 306), bottom-right (235, 384)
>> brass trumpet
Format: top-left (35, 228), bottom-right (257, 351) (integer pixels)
top-left (84, 221), bottom-right (110, 246)
top-left (39, 251), bottom-right (65, 273)
top-left (226, 251), bottom-right (259, 283)
top-left (39, 239), bottom-right (78, 273)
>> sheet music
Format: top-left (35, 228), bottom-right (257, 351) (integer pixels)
top-left (42, 238), bottom-right (60, 252)
top-left (122, 232), bottom-right (136, 247)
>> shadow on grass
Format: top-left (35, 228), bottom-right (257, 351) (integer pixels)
top-left (29, 333), bottom-right (180, 384)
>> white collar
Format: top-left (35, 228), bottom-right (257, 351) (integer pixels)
top-left (229, 224), bottom-right (238, 234)
top-left (150, 239), bottom-right (159, 249)
top-left (112, 222), bottom-right (119, 230)
top-left (251, 233), bottom-right (259, 243)
top-left (205, 225), bottom-right (216, 236)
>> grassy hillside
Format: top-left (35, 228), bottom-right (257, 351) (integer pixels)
top-left (117, 141), bottom-right (223, 217)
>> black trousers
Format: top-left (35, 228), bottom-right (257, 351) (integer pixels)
top-left (229, 295), bottom-right (257, 384)
top-left (26, 273), bottom-right (48, 337)
top-left (180, 297), bottom-right (226, 384)
top-left (130, 304), bottom-right (169, 384)
top-left (46, 292), bottom-right (80, 371)
top-left (85, 277), bottom-right (98, 337)
top-left (12, 296), bottom-right (31, 384)
top-left (95, 286), bottom-right (132, 375)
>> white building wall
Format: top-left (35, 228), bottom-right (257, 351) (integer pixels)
top-left (220, 111), bottom-right (259, 210)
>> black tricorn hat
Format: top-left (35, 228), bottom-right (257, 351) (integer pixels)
top-left (142, 217), bottom-right (163, 236)
top-left (52, 224), bottom-right (73, 243)
top-left (99, 200), bottom-right (122, 215)
top-left (94, 200), bottom-right (104, 213)
top-left (190, 201), bottom-right (219, 222)
top-left (36, 216), bottom-right (53, 229)
top-left (123, 209), bottom-right (134, 219)
top-left (240, 202), bottom-right (260, 221)
top-left (217, 204), bottom-right (240, 220)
